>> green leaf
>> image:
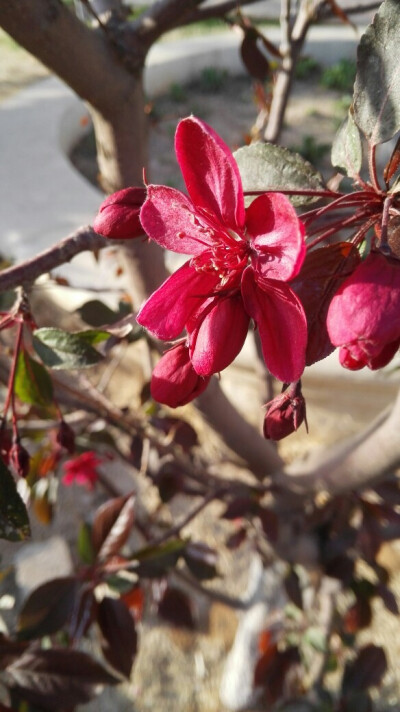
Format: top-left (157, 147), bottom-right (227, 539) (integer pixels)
top-left (77, 299), bottom-right (129, 327)
top-left (77, 522), bottom-right (96, 565)
top-left (331, 110), bottom-right (363, 177)
top-left (14, 349), bottom-right (54, 407)
top-left (74, 329), bottom-right (111, 346)
top-left (304, 626), bottom-right (327, 653)
top-left (0, 458), bottom-right (30, 541)
top-left (353, 0), bottom-right (400, 145)
top-left (133, 538), bottom-right (187, 578)
top-left (234, 142), bottom-right (325, 206)
top-left (33, 328), bottom-right (105, 369)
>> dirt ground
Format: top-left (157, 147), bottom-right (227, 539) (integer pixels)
top-left (2, 30), bottom-right (400, 712)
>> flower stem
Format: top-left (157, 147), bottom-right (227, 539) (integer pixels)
top-left (368, 143), bottom-right (381, 193)
top-left (3, 320), bottom-right (24, 425)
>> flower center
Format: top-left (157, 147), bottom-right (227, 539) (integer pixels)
top-left (192, 228), bottom-right (250, 288)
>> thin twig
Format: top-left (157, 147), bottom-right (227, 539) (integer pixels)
top-left (0, 227), bottom-right (110, 293)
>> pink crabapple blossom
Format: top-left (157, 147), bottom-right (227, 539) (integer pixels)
top-left (327, 251), bottom-right (400, 371)
top-left (136, 116), bottom-right (308, 399)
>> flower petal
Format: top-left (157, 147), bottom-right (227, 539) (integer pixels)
top-left (175, 117), bottom-right (245, 231)
top-left (246, 193), bottom-right (305, 281)
top-left (140, 185), bottom-right (215, 255)
top-left (137, 261), bottom-right (218, 340)
top-left (327, 252), bottom-right (400, 348)
top-left (242, 268), bottom-right (307, 382)
top-left (151, 343), bottom-right (211, 407)
top-left (188, 294), bottom-right (249, 376)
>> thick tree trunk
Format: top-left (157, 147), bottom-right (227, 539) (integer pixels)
top-left (89, 79), bottom-right (168, 306)
top-left (0, 0), bottom-right (168, 306)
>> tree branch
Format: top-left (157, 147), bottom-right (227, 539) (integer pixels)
top-left (0, 0), bottom-right (138, 111)
top-left (0, 227), bottom-right (110, 292)
top-left (195, 377), bottom-right (283, 478)
top-left (281, 388), bottom-right (400, 497)
top-left (130, 0), bottom-right (267, 45)
top-left (180, 0), bottom-right (268, 26)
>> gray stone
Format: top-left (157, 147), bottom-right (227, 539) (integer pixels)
top-left (13, 535), bottom-right (73, 600)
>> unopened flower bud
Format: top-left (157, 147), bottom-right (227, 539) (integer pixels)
top-left (263, 385), bottom-right (306, 441)
top-left (56, 420), bottom-right (75, 454)
top-left (9, 440), bottom-right (30, 478)
top-left (94, 187), bottom-right (147, 240)
top-left (151, 343), bottom-right (211, 408)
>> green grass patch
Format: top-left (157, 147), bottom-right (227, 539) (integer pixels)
top-left (320, 59), bottom-right (356, 93)
top-left (291, 135), bottom-right (330, 165)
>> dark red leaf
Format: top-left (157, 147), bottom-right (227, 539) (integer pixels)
top-left (341, 644), bottom-right (387, 695)
top-left (291, 243), bottom-right (360, 366)
top-left (374, 480), bottom-right (400, 506)
top-left (5, 648), bottom-right (119, 710)
top-left (129, 434), bottom-right (143, 469)
top-left (157, 586), bottom-right (195, 629)
top-left (254, 635), bottom-right (279, 686)
top-left (340, 690), bottom-right (373, 712)
top-left (226, 526), bottom-right (247, 550)
top-left (376, 584), bottom-right (399, 615)
top-left (121, 586), bottom-right (145, 623)
top-left (154, 463), bottom-right (185, 503)
top-left (255, 646), bottom-right (300, 704)
top-left (326, 0), bottom-right (356, 30)
top-left (183, 542), bottom-right (218, 581)
top-left (69, 588), bottom-right (97, 640)
top-left (343, 597), bottom-right (372, 634)
top-left (258, 507), bottom-right (279, 543)
top-left (92, 493), bottom-right (135, 560)
top-left (97, 596), bottom-right (137, 678)
top-left (0, 635), bottom-right (28, 670)
top-left (324, 555), bottom-right (355, 583)
top-left (222, 497), bottom-right (257, 520)
top-left (357, 516), bottom-right (382, 561)
top-left (17, 577), bottom-right (79, 640)
top-left (384, 134), bottom-right (400, 184)
top-left (284, 568), bottom-right (303, 610)
top-left (241, 31), bottom-right (271, 82)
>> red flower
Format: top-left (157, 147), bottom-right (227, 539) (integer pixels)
top-left (137, 117), bottom-right (307, 386)
top-left (151, 342), bottom-right (211, 407)
top-left (327, 252), bottom-right (400, 370)
top-left (94, 187), bottom-right (146, 240)
top-left (62, 451), bottom-right (101, 491)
